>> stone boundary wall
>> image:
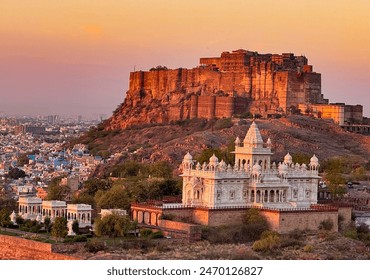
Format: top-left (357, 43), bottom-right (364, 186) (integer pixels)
top-left (159, 220), bottom-right (202, 241)
top-left (132, 203), bottom-right (347, 236)
top-left (337, 207), bottom-right (352, 228)
top-left (261, 210), bottom-right (339, 233)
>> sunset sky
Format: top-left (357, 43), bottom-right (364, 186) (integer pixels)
top-left (1, 0), bottom-right (369, 117)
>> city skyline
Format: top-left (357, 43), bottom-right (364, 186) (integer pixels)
top-left (1, 0), bottom-right (370, 116)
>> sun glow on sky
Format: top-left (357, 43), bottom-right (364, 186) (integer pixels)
top-left (0, 0), bottom-right (370, 116)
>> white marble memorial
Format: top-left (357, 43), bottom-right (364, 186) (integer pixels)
top-left (181, 121), bottom-right (320, 209)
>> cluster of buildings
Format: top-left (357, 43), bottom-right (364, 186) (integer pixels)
top-left (0, 116), bottom-right (108, 201)
top-left (14, 196), bottom-right (92, 229)
top-left (1, 141), bottom-right (102, 200)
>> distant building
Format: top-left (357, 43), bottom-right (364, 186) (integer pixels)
top-left (17, 197), bottom-right (92, 229)
top-left (299, 103), bottom-right (363, 125)
top-left (100, 209), bottom-right (127, 218)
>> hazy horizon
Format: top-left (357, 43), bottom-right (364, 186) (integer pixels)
top-left (1, 0), bottom-right (370, 117)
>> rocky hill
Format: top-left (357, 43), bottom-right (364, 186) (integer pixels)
top-left (80, 115), bottom-right (370, 176)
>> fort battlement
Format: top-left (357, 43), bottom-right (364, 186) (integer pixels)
top-left (107, 49), bottom-right (363, 129)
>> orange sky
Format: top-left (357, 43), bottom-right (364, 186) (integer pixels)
top-left (0, 0), bottom-right (369, 117)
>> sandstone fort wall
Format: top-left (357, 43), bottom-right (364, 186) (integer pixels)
top-left (108, 49), bottom-right (363, 129)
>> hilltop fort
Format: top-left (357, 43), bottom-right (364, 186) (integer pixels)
top-left (106, 49), bottom-right (363, 129)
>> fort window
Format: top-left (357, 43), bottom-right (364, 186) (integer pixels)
top-left (243, 190), bottom-right (247, 200)
top-left (230, 191), bottom-right (235, 200)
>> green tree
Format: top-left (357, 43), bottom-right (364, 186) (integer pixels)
top-left (291, 153), bottom-right (311, 164)
top-left (149, 161), bottom-right (173, 178)
top-left (241, 208), bottom-right (270, 241)
top-left (352, 166), bottom-right (367, 181)
top-left (51, 217), bottom-right (68, 240)
top-left (0, 208), bottom-right (11, 228)
top-left (95, 186), bottom-right (131, 210)
top-left (46, 184), bottom-right (71, 201)
top-left (72, 192), bottom-right (96, 208)
top-left (43, 217), bottom-right (51, 233)
top-left (322, 157), bottom-right (347, 199)
top-left (15, 215), bottom-right (24, 225)
top-left (0, 198), bottom-right (17, 211)
top-left (325, 172), bottom-right (346, 199)
top-left (72, 220), bottom-right (79, 235)
top-left (129, 178), bottom-right (181, 202)
top-left (113, 161), bottom-right (143, 178)
top-left (81, 178), bottom-right (112, 196)
top-left (94, 214), bottom-right (131, 238)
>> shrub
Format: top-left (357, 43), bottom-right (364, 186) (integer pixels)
top-left (279, 237), bottom-right (303, 248)
top-left (15, 216), bottom-right (25, 225)
top-left (64, 235), bottom-right (87, 243)
top-left (140, 229), bottom-right (153, 238)
top-left (19, 219), bottom-right (42, 233)
top-left (252, 231), bottom-right (280, 252)
top-left (356, 223), bottom-right (370, 235)
top-left (319, 219), bottom-right (334, 231)
top-left (150, 231), bottom-right (164, 239)
top-left (73, 235), bottom-right (88, 242)
top-left (155, 243), bottom-right (171, 252)
top-left (84, 239), bottom-right (106, 253)
top-left (287, 229), bottom-right (305, 240)
top-left (303, 245), bottom-right (314, 253)
top-left (344, 229), bottom-right (358, 239)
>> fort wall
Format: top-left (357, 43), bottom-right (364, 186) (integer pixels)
top-left (127, 57), bottom-right (321, 118)
top-left (109, 49), bottom-right (362, 129)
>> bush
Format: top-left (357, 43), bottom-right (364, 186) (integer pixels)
top-left (15, 216), bottom-right (25, 225)
top-left (140, 229), bottom-right (153, 238)
top-left (75, 235), bottom-right (87, 242)
top-left (84, 239), bottom-right (106, 253)
top-left (19, 219), bottom-right (42, 233)
top-left (64, 235), bottom-right (88, 243)
top-left (150, 231), bottom-right (164, 239)
top-left (279, 237), bottom-right (303, 248)
top-left (344, 229), bottom-right (358, 239)
top-left (252, 231), bottom-right (280, 252)
top-left (356, 223), bottom-right (370, 235)
top-left (303, 245), bottom-right (314, 252)
top-left (287, 229), bottom-right (305, 240)
top-left (319, 219), bottom-right (334, 231)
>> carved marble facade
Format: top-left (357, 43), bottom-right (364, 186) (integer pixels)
top-left (181, 122), bottom-right (320, 209)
